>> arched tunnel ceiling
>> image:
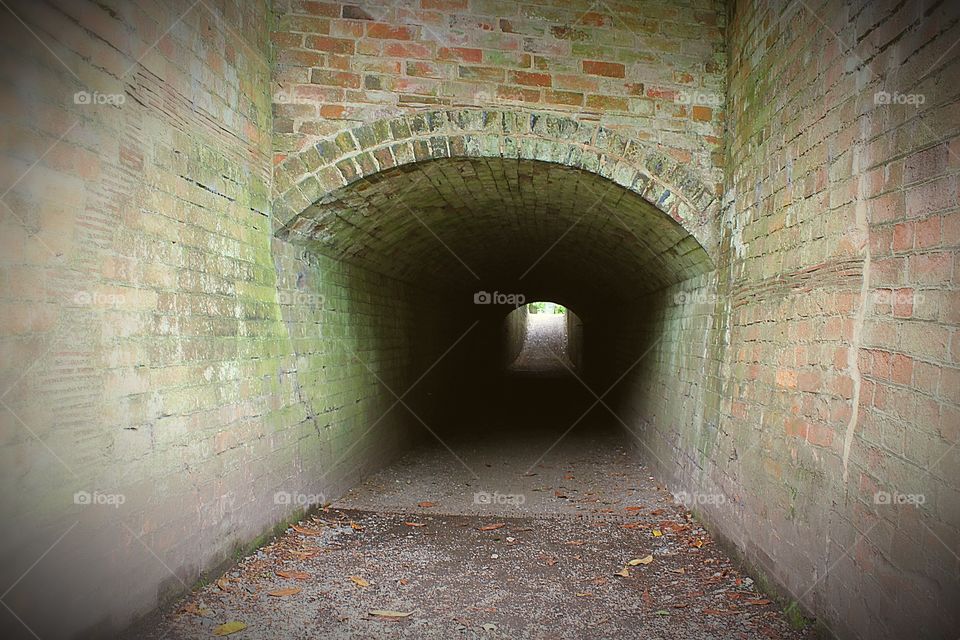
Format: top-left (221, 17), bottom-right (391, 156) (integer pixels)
top-left (282, 157), bottom-right (713, 309)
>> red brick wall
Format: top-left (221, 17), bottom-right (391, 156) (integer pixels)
top-left (271, 0), bottom-right (727, 191)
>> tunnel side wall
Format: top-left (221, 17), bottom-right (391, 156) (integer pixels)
top-left (610, 1), bottom-right (960, 638)
top-left (503, 305), bottom-right (529, 367)
top-left (0, 1), bottom-right (461, 637)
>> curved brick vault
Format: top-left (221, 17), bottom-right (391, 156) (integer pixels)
top-left (272, 109), bottom-right (720, 305)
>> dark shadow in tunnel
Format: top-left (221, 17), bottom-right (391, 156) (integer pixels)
top-left (439, 300), bottom-right (618, 447)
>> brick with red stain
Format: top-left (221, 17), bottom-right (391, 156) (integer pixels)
top-left (438, 47), bottom-right (482, 63)
top-left (509, 70), bottom-right (551, 87)
top-left (647, 86), bottom-right (679, 100)
top-left (582, 60), bottom-right (625, 77)
top-left (300, 1), bottom-right (339, 16)
top-left (367, 24), bottom-right (416, 40)
top-left (319, 104), bottom-right (346, 118)
top-left (385, 42), bottom-right (433, 58)
top-left (692, 105), bottom-right (712, 121)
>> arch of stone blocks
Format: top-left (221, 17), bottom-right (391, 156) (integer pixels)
top-left (272, 108), bottom-right (722, 270)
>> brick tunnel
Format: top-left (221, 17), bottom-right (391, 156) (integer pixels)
top-left (0, 1), bottom-right (958, 639)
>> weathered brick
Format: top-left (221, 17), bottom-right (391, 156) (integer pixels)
top-left (582, 60), bottom-right (625, 77)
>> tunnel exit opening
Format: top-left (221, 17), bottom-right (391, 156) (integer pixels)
top-left (503, 302), bottom-right (583, 376)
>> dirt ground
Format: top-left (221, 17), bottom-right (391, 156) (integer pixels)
top-left (134, 423), bottom-right (813, 639)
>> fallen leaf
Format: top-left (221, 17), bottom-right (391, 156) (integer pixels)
top-left (417, 501), bottom-right (435, 508)
top-left (289, 549), bottom-right (320, 559)
top-left (212, 621), bottom-right (247, 636)
top-left (628, 555), bottom-right (654, 566)
top-left (671, 568), bottom-right (686, 574)
top-left (575, 592), bottom-right (593, 597)
top-left (654, 609), bottom-right (670, 616)
top-left (403, 522), bottom-right (425, 527)
top-left (267, 586), bottom-right (301, 597)
top-left (215, 577), bottom-right (232, 592)
top-left (563, 474), bottom-right (575, 480)
top-left (479, 523), bottom-right (506, 531)
top-left (745, 599), bottom-right (772, 605)
top-left (563, 539), bottom-right (585, 546)
top-left (349, 521), bottom-right (363, 531)
top-left (652, 529), bottom-right (663, 537)
top-left (369, 609), bottom-right (414, 618)
top-left (276, 570), bottom-right (310, 581)
top-left (650, 509), bottom-right (664, 515)
top-left (642, 588), bottom-right (652, 604)
top-left (349, 576), bottom-right (370, 588)
top-left (614, 567), bottom-right (630, 577)
top-left (291, 524), bottom-right (323, 536)
top-left (624, 506), bottom-right (643, 512)
top-left (398, 578), bottom-right (409, 586)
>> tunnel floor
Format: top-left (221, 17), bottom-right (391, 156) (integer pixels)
top-left (140, 373), bottom-right (812, 639)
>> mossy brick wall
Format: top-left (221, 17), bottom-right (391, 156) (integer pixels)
top-left (608, 1), bottom-right (960, 638)
top-left (270, 0), bottom-right (727, 192)
top-left (0, 0), bottom-right (458, 637)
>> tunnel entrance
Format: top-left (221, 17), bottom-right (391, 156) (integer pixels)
top-left (271, 112), bottom-right (717, 488)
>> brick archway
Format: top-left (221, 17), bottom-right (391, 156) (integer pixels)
top-left (272, 109), bottom-right (720, 264)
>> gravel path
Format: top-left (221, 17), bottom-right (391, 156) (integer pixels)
top-left (133, 422), bottom-right (813, 639)
top-left (509, 314), bottom-right (572, 374)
